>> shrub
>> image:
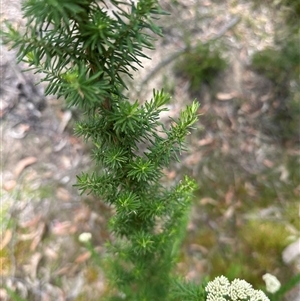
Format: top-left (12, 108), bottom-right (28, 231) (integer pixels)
top-left (174, 42), bottom-right (227, 93)
top-left (251, 36), bottom-right (300, 141)
top-left (2, 1), bottom-right (199, 300)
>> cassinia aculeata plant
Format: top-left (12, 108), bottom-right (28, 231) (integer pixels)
top-left (2, 0), bottom-right (199, 300)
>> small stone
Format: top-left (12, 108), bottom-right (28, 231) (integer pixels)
top-left (282, 239), bottom-right (300, 264)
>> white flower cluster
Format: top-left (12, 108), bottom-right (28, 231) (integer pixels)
top-left (205, 276), bottom-right (270, 301)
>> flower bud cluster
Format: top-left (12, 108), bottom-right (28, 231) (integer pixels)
top-left (205, 276), bottom-right (270, 301)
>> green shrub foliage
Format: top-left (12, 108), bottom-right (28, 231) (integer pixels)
top-left (2, 1), bottom-right (199, 300)
top-left (174, 42), bottom-right (227, 92)
top-left (251, 36), bottom-right (300, 141)
top-left (251, 38), bottom-right (299, 88)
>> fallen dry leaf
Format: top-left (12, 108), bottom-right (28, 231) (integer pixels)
top-left (19, 214), bottom-right (42, 228)
top-left (9, 123), bottom-right (31, 139)
top-left (3, 179), bottom-right (17, 191)
top-left (0, 229), bottom-right (12, 250)
top-left (293, 184), bottom-right (300, 197)
top-left (184, 152), bottom-right (202, 166)
top-left (224, 205), bottom-right (236, 219)
top-left (163, 169), bottom-right (177, 180)
top-left (198, 136), bottom-right (214, 146)
top-left (23, 252), bottom-right (42, 279)
top-left (55, 264), bottom-right (79, 276)
top-left (0, 289), bottom-right (8, 300)
top-left (44, 247), bottom-right (59, 260)
top-left (51, 221), bottom-right (77, 235)
top-left (200, 197), bottom-right (218, 205)
top-left (263, 159), bottom-right (274, 168)
top-left (56, 187), bottom-right (71, 202)
top-left (57, 110), bottom-right (72, 134)
top-left (55, 265), bottom-right (72, 276)
top-left (73, 205), bottom-right (91, 223)
top-left (30, 222), bottom-right (47, 251)
top-left (75, 251), bottom-right (91, 263)
top-left (42, 285), bottom-right (65, 301)
top-left (18, 232), bottom-right (38, 241)
top-left (189, 243), bottom-right (209, 254)
top-left (225, 186), bottom-right (234, 205)
top-left (14, 157), bottom-right (37, 178)
top-left (278, 165), bottom-right (289, 182)
top-left (60, 155), bottom-right (72, 169)
top-left (216, 92), bottom-right (238, 101)
top-left (18, 221), bottom-right (47, 245)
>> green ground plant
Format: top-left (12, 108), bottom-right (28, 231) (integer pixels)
top-left (251, 37), bottom-right (299, 89)
top-left (174, 42), bottom-right (227, 93)
top-left (250, 2), bottom-right (300, 142)
top-left (251, 39), bottom-right (300, 141)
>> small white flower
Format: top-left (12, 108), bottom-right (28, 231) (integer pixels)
top-left (262, 273), bottom-right (281, 294)
top-left (78, 232), bottom-right (92, 243)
